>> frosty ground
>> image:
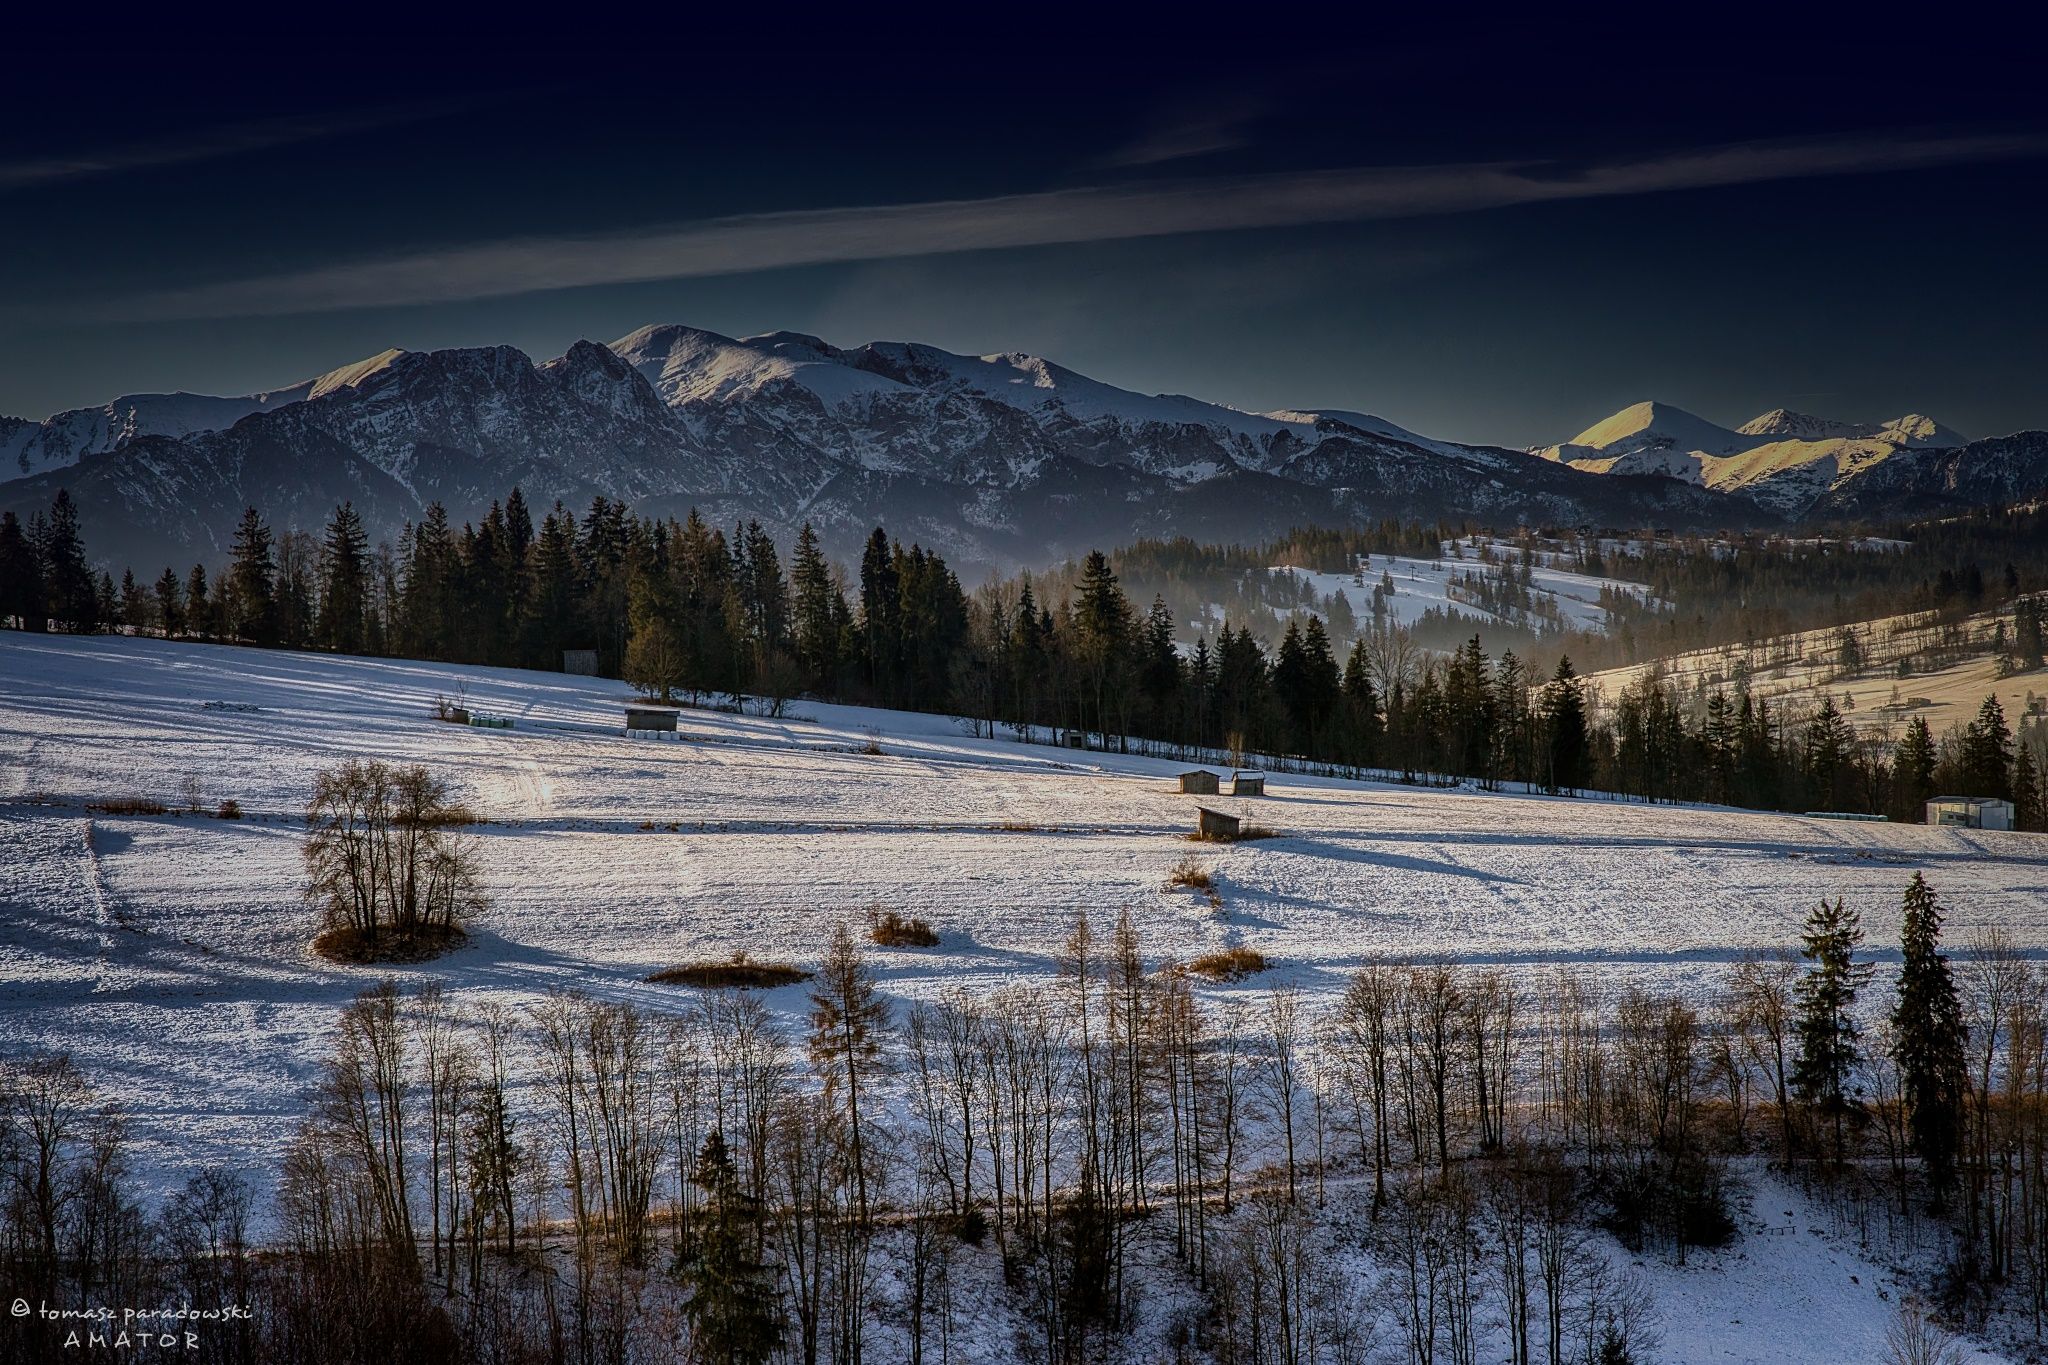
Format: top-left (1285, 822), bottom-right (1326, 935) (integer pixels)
top-left (4, 631), bottom-right (2044, 1361)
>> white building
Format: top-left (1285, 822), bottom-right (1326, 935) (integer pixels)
top-left (1926, 796), bottom-right (2015, 831)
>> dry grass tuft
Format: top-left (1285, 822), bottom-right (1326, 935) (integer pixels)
top-left (869, 909), bottom-right (940, 948)
top-left (1164, 856), bottom-right (1214, 892)
top-left (648, 953), bottom-right (812, 989)
top-left (1186, 946), bottom-right (1270, 982)
top-left (215, 799), bottom-right (243, 820)
top-left (1187, 823), bottom-right (1280, 845)
top-left (87, 796), bottom-right (168, 816)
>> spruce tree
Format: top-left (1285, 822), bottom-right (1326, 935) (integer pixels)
top-left (0, 510), bottom-right (43, 631)
top-left (1894, 716), bottom-right (1936, 822)
top-left (153, 568), bottom-right (183, 638)
top-left (184, 563), bottom-right (211, 638)
top-left (1540, 656), bottom-right (1589, 794)
top-left (2013, 744), bottom-right (2042, 833)
top-left (789, 522), bottom-right (844, 694)
top-left (317, 502), bottom-right (371, 654)
top-left (225, 506), bottom-right (278, 644)
top-left (1961, 695), bottom-right (2015, 800)
top-left (1891, 873), bottom-right (1967, 1206)
top-left (1792, 896), bottom-right (1874, 1163)
top-left (40, 489), bottom-right (97, 632)
top-left (679, 1132), bottom-right (782, 1365)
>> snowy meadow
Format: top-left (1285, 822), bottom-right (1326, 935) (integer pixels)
top-left (4, 631), bottom-right (2045, 1362)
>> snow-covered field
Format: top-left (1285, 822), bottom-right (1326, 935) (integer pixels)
top-left (5, 631), bottom-right (2045, 1361)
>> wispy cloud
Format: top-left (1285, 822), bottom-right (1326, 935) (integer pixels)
top-left (0, 101), bottom-right (468, 193)
top-left (1098, 95), bottom-right (1268, 168)
top-left (112, 130), bottom-right (2048, 321)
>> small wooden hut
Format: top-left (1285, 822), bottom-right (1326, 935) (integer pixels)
top-left (1231, 771), bottom-right (1266, 797)
top-left (625, 704), bottom-right (680, 735)
top-left (1178, 769), bottom-right (1220, 795)
top-left (1197, 807), bottom-right (1241, 840)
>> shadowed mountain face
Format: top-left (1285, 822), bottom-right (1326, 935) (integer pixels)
top-left (16, 324), bottom-right (2039, 576)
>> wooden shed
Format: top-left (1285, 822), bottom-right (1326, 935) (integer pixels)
top-left (562, 649), bottom-right (599, 676)
top-left (1178, 769), bottom-right (1220, 795)
top-left (1231, 770), bottom-right (1267, 797)
top-left (1196, 807), bottom-right (1241, 840)
top-left (625, 704), bottom-right (680, 735)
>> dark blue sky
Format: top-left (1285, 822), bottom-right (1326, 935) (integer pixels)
top-left (5, 16), bottom-right (2045, 446)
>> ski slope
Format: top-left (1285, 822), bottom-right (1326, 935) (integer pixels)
top-left (2, 632), bottom-right (2043, 1361)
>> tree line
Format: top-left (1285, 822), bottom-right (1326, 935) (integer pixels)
top-left (3, 487), bottom-right (2043, 829)
top-left (6, 871), bottom-right (2026, 1364)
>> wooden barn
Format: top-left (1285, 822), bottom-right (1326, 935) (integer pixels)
top-left (1196, 807), bottom-right (1241, 840)
top-left (1231, 771), bottom-right (1267, 797)
top-left (1178, 769), bottom-right (1221, 795)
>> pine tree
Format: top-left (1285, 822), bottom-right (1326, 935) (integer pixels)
top-left (0, 510), bottom-right (43, 631)
top-left (184, 563), bottom-right (212, 639)
top-left (679, 1132), bottom-right (782, 1365)
top-left (40, 490), bottom-right (97, 632)
top-left (152, 568), bottom-right (183, 638)
top-left (317, 502), bottom-right (371, 654)
top-left (225, 506), bottom-right (278, 644)
top-left (2012, 743), bottom-right (2043, 833)
top-left (1960, 695), bottom-right (2014, 800)
top-left (1891, 874), bottom-right (1967, 1205)
top-left (1540, 657), bottom-right (1589, 794)
top-left (1792, 897), bottom-right (1874, 1163)
top-left (1894, 716), bottom-right (1936, 822)
top-left (1803, 696), bottom-right (1854, 810)
top-left (2016, 597), bottom-right (2045, 671)
top-left (789, 522), bottom-right (844, 694)
top-left (858, 528), bottom-right (900, 703)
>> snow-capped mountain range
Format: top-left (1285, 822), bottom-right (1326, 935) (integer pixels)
top-left (1527, 400), bottom-right (2014, 516)
top-left (2, 326), bottom-right (2042, 574)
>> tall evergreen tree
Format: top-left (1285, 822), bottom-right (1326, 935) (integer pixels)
top-left (2013, 743), bottom-right (2043, 833)
top-left (1792, 896), bottom-right (1874, 1162)
top-left (0, 510), bottom-right (42, 631)
top-left (678, 1132), bottom-right (781, 1365)
top-left (40, 490), bottom-right (98, 632)
top-left (1891, 873), bottom-right (1967, 1206)
top-left (184, 563), bottom-right (212, 639)
top-left (789, 522), bottom-right (845, 694)
top-left (1960, 695), bottom-right (2015, 800)
top-left (224, 506), bottom-right (278, 644)
top-left (152, 568), bottom-right (183, 638)
top-left (1894, 716), bottom-right (1937, 822)
top-left (317, 502), bottom-right (371, 654)
top-left (1540, 656), bottom-right (1589, 794)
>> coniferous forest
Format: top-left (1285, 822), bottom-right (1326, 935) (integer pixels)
top-left (3, 486), bottom-right (2045, 831)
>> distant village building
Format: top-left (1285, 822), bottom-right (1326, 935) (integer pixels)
top-left (1231, 771), bottom-right (1267, 797)
top-left (562, 649), bottom-right (599, 676)
top-left (625, 704), bottom-right (680, 736)
top-left (1197, 807), bottom-right (1241, 840)
top-left (1178, 769), bottom-right (1220, 795)
top-left (1927, 796), bottom-right (2015, 830)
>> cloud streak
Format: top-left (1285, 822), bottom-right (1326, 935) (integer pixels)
top-left (0, 101), bottom-right (469, 193)
top-left (114, 130), bottom-right (2048, 320)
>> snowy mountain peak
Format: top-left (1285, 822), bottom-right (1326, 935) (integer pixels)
top-left (1736, 408), bottom-right (1966, 447)
top-left (1565, 401), bottom-right (1750, 456)
top-left (307, 347), bottom-right (408, 401)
